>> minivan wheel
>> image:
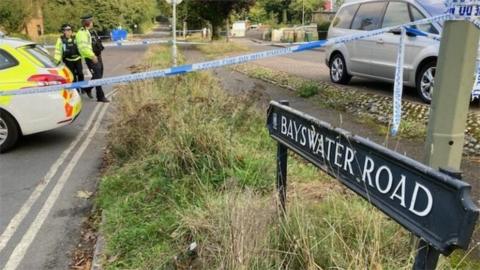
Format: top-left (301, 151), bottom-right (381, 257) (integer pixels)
top-left (416, 61), bottom-right (436, 104)
top-left (329, 53), bottom-right (352, 84)
top-left (0, 110), bottom-right (20, 153)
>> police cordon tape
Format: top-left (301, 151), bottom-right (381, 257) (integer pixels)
top-left (108, 39), bottom-right (210, 47)
top-left (1, 14), bottom-right (451, 98)
top-left (3, 12), bottom-right (480, 137)
top-left (43, 39), bottom-right (210, 49)
top-left (390, 0), bottom-right (480, 135)
top-left (391, 27), bottom-right (407, 136)
top-left (389, 0), bottom-right (480, 135)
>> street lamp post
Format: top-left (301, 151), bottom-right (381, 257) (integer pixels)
top-left (302, 0), bottom-right (305, 27)
top-left (166, 0), bottom-right (182, 66)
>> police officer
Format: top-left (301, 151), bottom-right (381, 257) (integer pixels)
top-left (54, 24), bottom-right (84, 93)
top-left (76, 15), bottom-right (109, 102)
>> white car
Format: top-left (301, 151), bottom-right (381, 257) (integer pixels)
top-left (325, 0), bottom-right (480, 103)
top-left (0, 37), bottom-right (82, 153)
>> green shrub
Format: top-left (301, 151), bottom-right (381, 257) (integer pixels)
top-left (297, 82), bottom-right (319, 98)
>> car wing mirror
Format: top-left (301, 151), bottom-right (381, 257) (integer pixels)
top-left (390, 27), bottom-right (427, 37)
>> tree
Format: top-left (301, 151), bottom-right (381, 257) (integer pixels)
top-left (185, 0), bottom-right (255, 39)
top-left (251, 0), bottom-right (327, 25)
top-left (259, 0), bottom-right (291, 24)
top-left (42, 0), bottom-right (158, 34)
top-left (289, 0), bottom-right (325, 24)
top-left (0, 0), bottom-right (35, 33)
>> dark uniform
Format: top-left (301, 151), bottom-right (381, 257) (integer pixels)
top-left (76, 15), bottom-right (108, 102)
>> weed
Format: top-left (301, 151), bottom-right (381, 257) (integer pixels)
top-left (297, 82), bottom-right (319, 98)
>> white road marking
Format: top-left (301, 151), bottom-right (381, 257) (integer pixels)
top-left (0, 101), bottom-right (102, 253)
top-left (4, 101), bottom-right (111, 270)
top-left (0, 90), bottom-right (116, 254)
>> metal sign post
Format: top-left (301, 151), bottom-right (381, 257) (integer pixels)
top-left (276, 101), bottom-right (289, 213)
top-left (266, 101), bottom-right (479, 269)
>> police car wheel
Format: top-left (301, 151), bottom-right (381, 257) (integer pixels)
top-left (0, 110), bottom-right (20, 153)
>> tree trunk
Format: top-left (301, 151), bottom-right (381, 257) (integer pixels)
top-left (211, 24), bottom-right (220, 40)
top-left (183, 21), bottom-right (187, 39)
top-left (226, 19), bottom-right (230, 43)
top-left (282, 9), bottom-right (287, 24)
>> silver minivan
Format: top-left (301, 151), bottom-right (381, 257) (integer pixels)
top-left (325, 0), bottom-right (478, 103)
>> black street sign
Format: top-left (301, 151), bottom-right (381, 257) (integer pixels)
top-left (266, 101), bottom-right (478, 255)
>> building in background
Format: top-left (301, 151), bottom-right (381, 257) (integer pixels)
top-left (22, 0), bottom-right (44, 40)
top-left (323, 0), bottom-right (334, 11)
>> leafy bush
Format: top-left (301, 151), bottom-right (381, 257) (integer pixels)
top-left (317, 21), bottom-right (332, 31)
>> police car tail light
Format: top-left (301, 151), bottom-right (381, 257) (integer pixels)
top-left (28, 74), bottom-right (68, 86)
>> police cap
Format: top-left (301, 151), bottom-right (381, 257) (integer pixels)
top-left (61, 24), bottom-right (72, 31)
top-left (81, 15), bottom-right (93, 22)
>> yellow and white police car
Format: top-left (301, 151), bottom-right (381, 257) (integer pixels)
top-left (0, 36), bottom-right (82, 153)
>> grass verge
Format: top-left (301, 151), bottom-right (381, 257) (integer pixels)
top-left (96, 45), bottom-right (480, 269)
top-left (233, 63), bottom-right (480, 143)
top-left (196, 40), bottom-right (249, 59)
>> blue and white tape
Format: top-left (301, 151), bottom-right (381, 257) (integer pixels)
top-left (474, 60), bottom-right (480, 100)
top-left (43, 38), bottom-right (209, 49)
top-left (0, 14), bottom-right (452, 97)
top-left (7, 12), bottom-right (480, 139)
top-left (109, 39), bottom-right (209, 47)
top-left (392, 27), bottom-right (407, 137)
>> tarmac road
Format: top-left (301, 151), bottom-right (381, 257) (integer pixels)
top-left (0, 45), bottom-right (147, 270)
top-left (240, 30), bottom-right (480, 112)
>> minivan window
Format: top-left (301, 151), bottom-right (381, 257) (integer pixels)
top-left (0, 50), bottom-right (18, 70)
top-left (410, 5), bottom-right (439, 34)
top-left (382, 2), bottom-right (411, 28)
top-left (332, 4), bottom-right (359, 29)
top-left (351, 2), bottom-right (387, 31)
top-left (418, 0), bottom-right (445, 16)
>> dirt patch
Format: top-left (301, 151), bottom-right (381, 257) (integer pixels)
top-left (127, 64), bottom-right (150, 73)
top-left (289, 180), bottom-right (346, 204)
top-left (69, 212), bottom-right (98, 270)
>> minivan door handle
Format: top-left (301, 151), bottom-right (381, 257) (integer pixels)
top-left (376, 39), bottom-right (384, 44)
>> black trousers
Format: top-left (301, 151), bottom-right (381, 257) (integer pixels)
top-left (64, 59), bottom-right (84, 85)
top-left (84, 55), bottom-right (106, 100)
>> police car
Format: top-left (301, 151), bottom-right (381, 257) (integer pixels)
top-left (0, 36), bottom-right (82, 153)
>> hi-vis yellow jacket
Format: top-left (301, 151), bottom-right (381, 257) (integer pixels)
top-left (54, 35), bottom-right (81, 64)
top-left (75, 27), bottom-right (95, 60)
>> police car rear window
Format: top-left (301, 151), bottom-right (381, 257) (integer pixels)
top-left (0, 49), bottom-right (19, 70)
top-left (23, 45), bottom-right (57, 68)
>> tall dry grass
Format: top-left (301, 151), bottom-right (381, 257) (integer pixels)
top-left (98, 45), bottom-right (480, 270)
